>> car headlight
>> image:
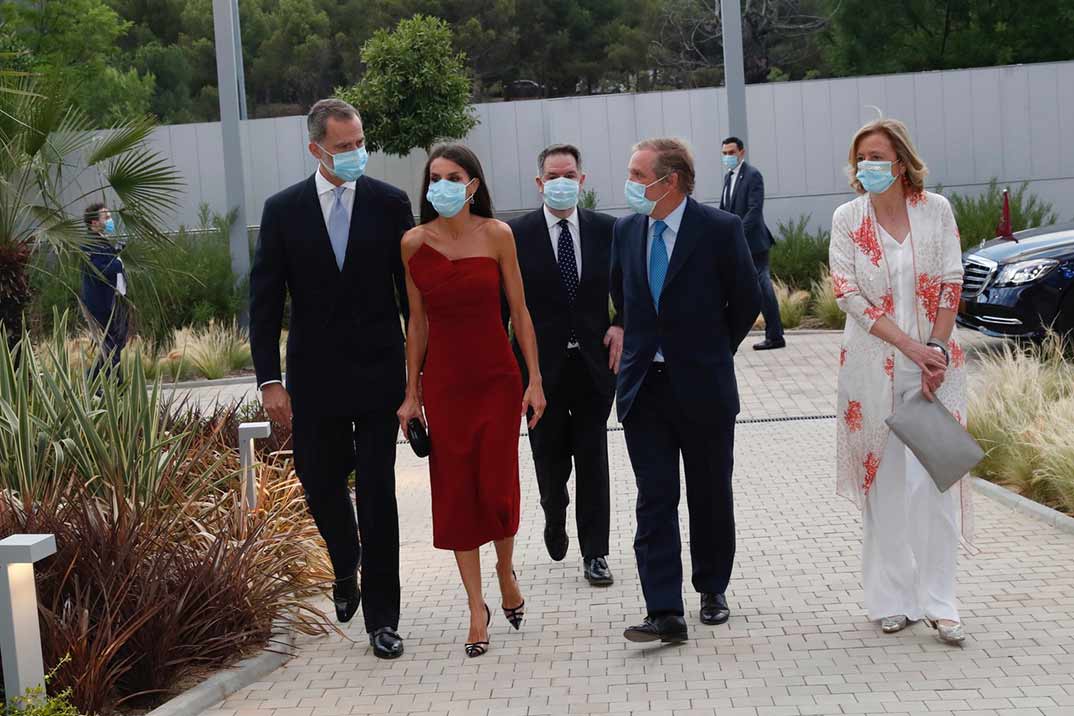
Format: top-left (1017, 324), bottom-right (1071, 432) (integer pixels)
top-left (995, 258), bottom-right (1059, 286)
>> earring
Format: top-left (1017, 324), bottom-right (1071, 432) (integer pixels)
top-left (469, 195), bottom-right (475, 204)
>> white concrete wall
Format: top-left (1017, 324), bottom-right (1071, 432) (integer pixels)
top-left (77, 61), bottom-right (1074, 234)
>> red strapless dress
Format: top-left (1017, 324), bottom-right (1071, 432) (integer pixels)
top-left (407, 242), bottom-right (522, 551)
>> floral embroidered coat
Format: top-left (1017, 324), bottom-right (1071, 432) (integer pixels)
top-left (830, 190), bottom-right (974, 541)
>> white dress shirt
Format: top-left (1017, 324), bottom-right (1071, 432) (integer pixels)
top-left (315, 168), bottom-right (356, 230)
top-left (647, 197), bottom-right (687, 363)
top-left (545, 205), bottom-right (582, 348)
top-left (544, 205), bottom-right (582, 277)
top-left (259, 170), bottom-right (356, 391)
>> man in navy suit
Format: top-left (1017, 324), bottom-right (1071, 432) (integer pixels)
top-left (81, 202), bottom-right (129, 381)
top-left (719, 136), bottom-right (784, 350)
top-left (507, 144), bottom-right (619, 586)
top-left (611, 138), bottom-right (760, 643)
top-left (249, 98), bottom-right (412, 659)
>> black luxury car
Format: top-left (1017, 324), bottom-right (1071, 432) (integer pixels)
top-left (957, 222), bottom-right (1074, 339)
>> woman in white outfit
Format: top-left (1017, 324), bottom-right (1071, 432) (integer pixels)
top-left (830, 118), bottom-right (973, 645)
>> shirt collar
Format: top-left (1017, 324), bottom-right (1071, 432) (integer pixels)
top-left (729, 161), bottom-right (744, 177)
top-left (315, 168), bottom-right (356, 196)
top-left (654, 196), bottom-right (688, 235)
top-left (544, 205), bottom-right (580, 234)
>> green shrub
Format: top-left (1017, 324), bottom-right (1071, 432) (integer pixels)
top-left (0, 318), bottom-right (332, 714)
top-left (810, 267), bottom-right (846, 330)
top-left (29, 213), bottom-right (245, 347)
top-left (943, 179), bottom-right (1059, 251)
top-left (968, 334), bottom-right (1074, 515)
top-left (770, 215), bottom-right (830, 289)
top-left (773, 279), bottom-right (811, 329)
top-left (578, 188), bottom-right (599, 209)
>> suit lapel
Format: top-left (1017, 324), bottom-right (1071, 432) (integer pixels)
top-left (303, 175), bottom-right (341, 281)
top-left (530, 210), bottom-right (559, 278)
top-left (635, 214), bottom-right (651, 302)
top-left (341, 176), bottom-right (369, 274)
top-left (578, 208), bottom-right (596, 288)
top-left (663, 198), bottom-right (700, 290)
top-left (730, 163), bottom-right (746, 209)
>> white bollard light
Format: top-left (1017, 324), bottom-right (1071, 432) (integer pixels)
top-left (238, 421), bottom-right (272, 509)
top-left (0, 534), bottom-right (57, 704)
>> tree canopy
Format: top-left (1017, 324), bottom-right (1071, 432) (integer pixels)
top-left (2, 0), bottom-right (1071, 128)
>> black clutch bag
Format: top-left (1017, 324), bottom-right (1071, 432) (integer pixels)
top-left (407, 418), bottom-right (430, 458)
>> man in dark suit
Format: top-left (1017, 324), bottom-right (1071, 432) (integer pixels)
top-left (250, 98), bottom-right (413, 660)
top-left (611, 137), bottom-right (760, 643)
top-left (719, 136), bottom-right (784, 350)
top-left (81, 202), bottom-right (129, 381)
top-left (507, 144), bottom-right (620, 587)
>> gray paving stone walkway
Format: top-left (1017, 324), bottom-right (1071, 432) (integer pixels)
top-left (193, 329), bottom-right (1074, 716)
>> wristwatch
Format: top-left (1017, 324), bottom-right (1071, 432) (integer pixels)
top-left (926, 340), bottom-right (950, 366)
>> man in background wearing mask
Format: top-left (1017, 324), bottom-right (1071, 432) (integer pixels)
top-left (719, 136), bottom-right (784, 350)
top-left (249, 98), bottom-right (413, 660)
top-left (506, 144), bottom-right (620, 587)
top-left (81, 202), bottom-right (129, 381)
top-left (611, 138), bottom-right (759, 644)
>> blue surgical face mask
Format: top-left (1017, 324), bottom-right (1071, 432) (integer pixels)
top-left (721, 154), bottom-right (739, 171)
top-left (624, 175), bottom-right (669, 216)
top-left (426, 177), bottom-right (476, 218)
top-left (103, 218), bottom-right (116, 235)
top-left (856, 160), bottom-right (897, 194)
top-left (542, 177), bottom-right (580, 211)
top-left (318, 144), bottom-right (368, 182)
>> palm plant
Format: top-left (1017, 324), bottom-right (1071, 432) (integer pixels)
top-left (0, 72), bottom-right (182, 349)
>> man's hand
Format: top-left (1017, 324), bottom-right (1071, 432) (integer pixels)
top-left (261, 383), bottom-right (293, 425)
top-left (604, 326), bottom-right (624, 374)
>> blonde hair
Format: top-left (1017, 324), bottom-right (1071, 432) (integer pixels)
top-left (847, 118), bottom-right (928, 195)
top-left (633, 137), bottom-right (696, 195)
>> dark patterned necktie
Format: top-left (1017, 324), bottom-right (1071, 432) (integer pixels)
top-left (557, 219), bottom-right (579, 343)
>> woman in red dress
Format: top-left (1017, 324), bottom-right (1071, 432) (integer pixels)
top-left (397, 143), bottom-right (546, 657)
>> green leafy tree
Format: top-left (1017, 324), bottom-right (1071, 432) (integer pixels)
top-left (1, 0), bottom-right (155, 126)
top-left (824, 0), bottom-right (1074, 76)
top-left (337, 15), bottom-right (477, 156)
top-left (0, 75), bottom-right (183, 348)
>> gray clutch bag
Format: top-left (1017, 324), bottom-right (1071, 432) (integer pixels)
top-left (884, 391), bottom-right (985, 492)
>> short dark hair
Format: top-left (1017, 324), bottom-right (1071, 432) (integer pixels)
top-left (419, 143), bottom-right (495, 225)
top-left (537, 144), bottom-right (582, 174)
top-left (308, 98), bottom-right (360, 143)
top-left (84, 202), bottom-right (107, 229)
top-left (722, 136), bottom-right (744, 150)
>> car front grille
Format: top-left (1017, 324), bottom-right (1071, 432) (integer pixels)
top-left (962, 256), bottom-right (997, 298)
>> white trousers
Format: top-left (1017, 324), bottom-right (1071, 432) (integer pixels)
top-left (862, 366), bottom-right (961, 622)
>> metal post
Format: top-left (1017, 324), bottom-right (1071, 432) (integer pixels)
top-left (720, 0), bottom-right (749, 145)
top-left (0, 535), bottom-right (57, 704)
top-left (212, 0), bottom-right (251, 327)
top-left (239, 421), bottom-right (272, 509)
top-left (231, 0), bottom-right (248, 120)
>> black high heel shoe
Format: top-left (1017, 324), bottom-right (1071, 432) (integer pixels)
top-left (502, 570), bottom-right (525, 630)
top-left (464, 603), bottom-right (491, 658)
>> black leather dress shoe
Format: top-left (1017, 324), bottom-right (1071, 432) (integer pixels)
top-left (753, 338), bottom-right (786, 351)
top-left (700, 593), bottom-right (730, 625)
top-left (544, 521), bottom-right (568, 562)
top-left (583, 557), bottom-right (614, 586)
top-left (332, 574), bottom-right (361, 624)
top-left (368, 627), bottom-right (404, 659)
top-left (624, 615), bottom-right (688, 644)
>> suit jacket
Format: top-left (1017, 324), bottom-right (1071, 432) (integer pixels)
top-left (506, 207), bottom-right (618, 398)
top-left (80, 233), bottom-right (123, 326)
top-left (720, 162), bottom-right (774, 255)
top-left (249, 173), bottom-right (414, 417)
top-left (610, 197), bottom-right (761, 423)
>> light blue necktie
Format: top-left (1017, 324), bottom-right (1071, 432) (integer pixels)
top-left (328, 185), bottom-right (349, 271)
top-left (649, 219), bottom-right (669, 310)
